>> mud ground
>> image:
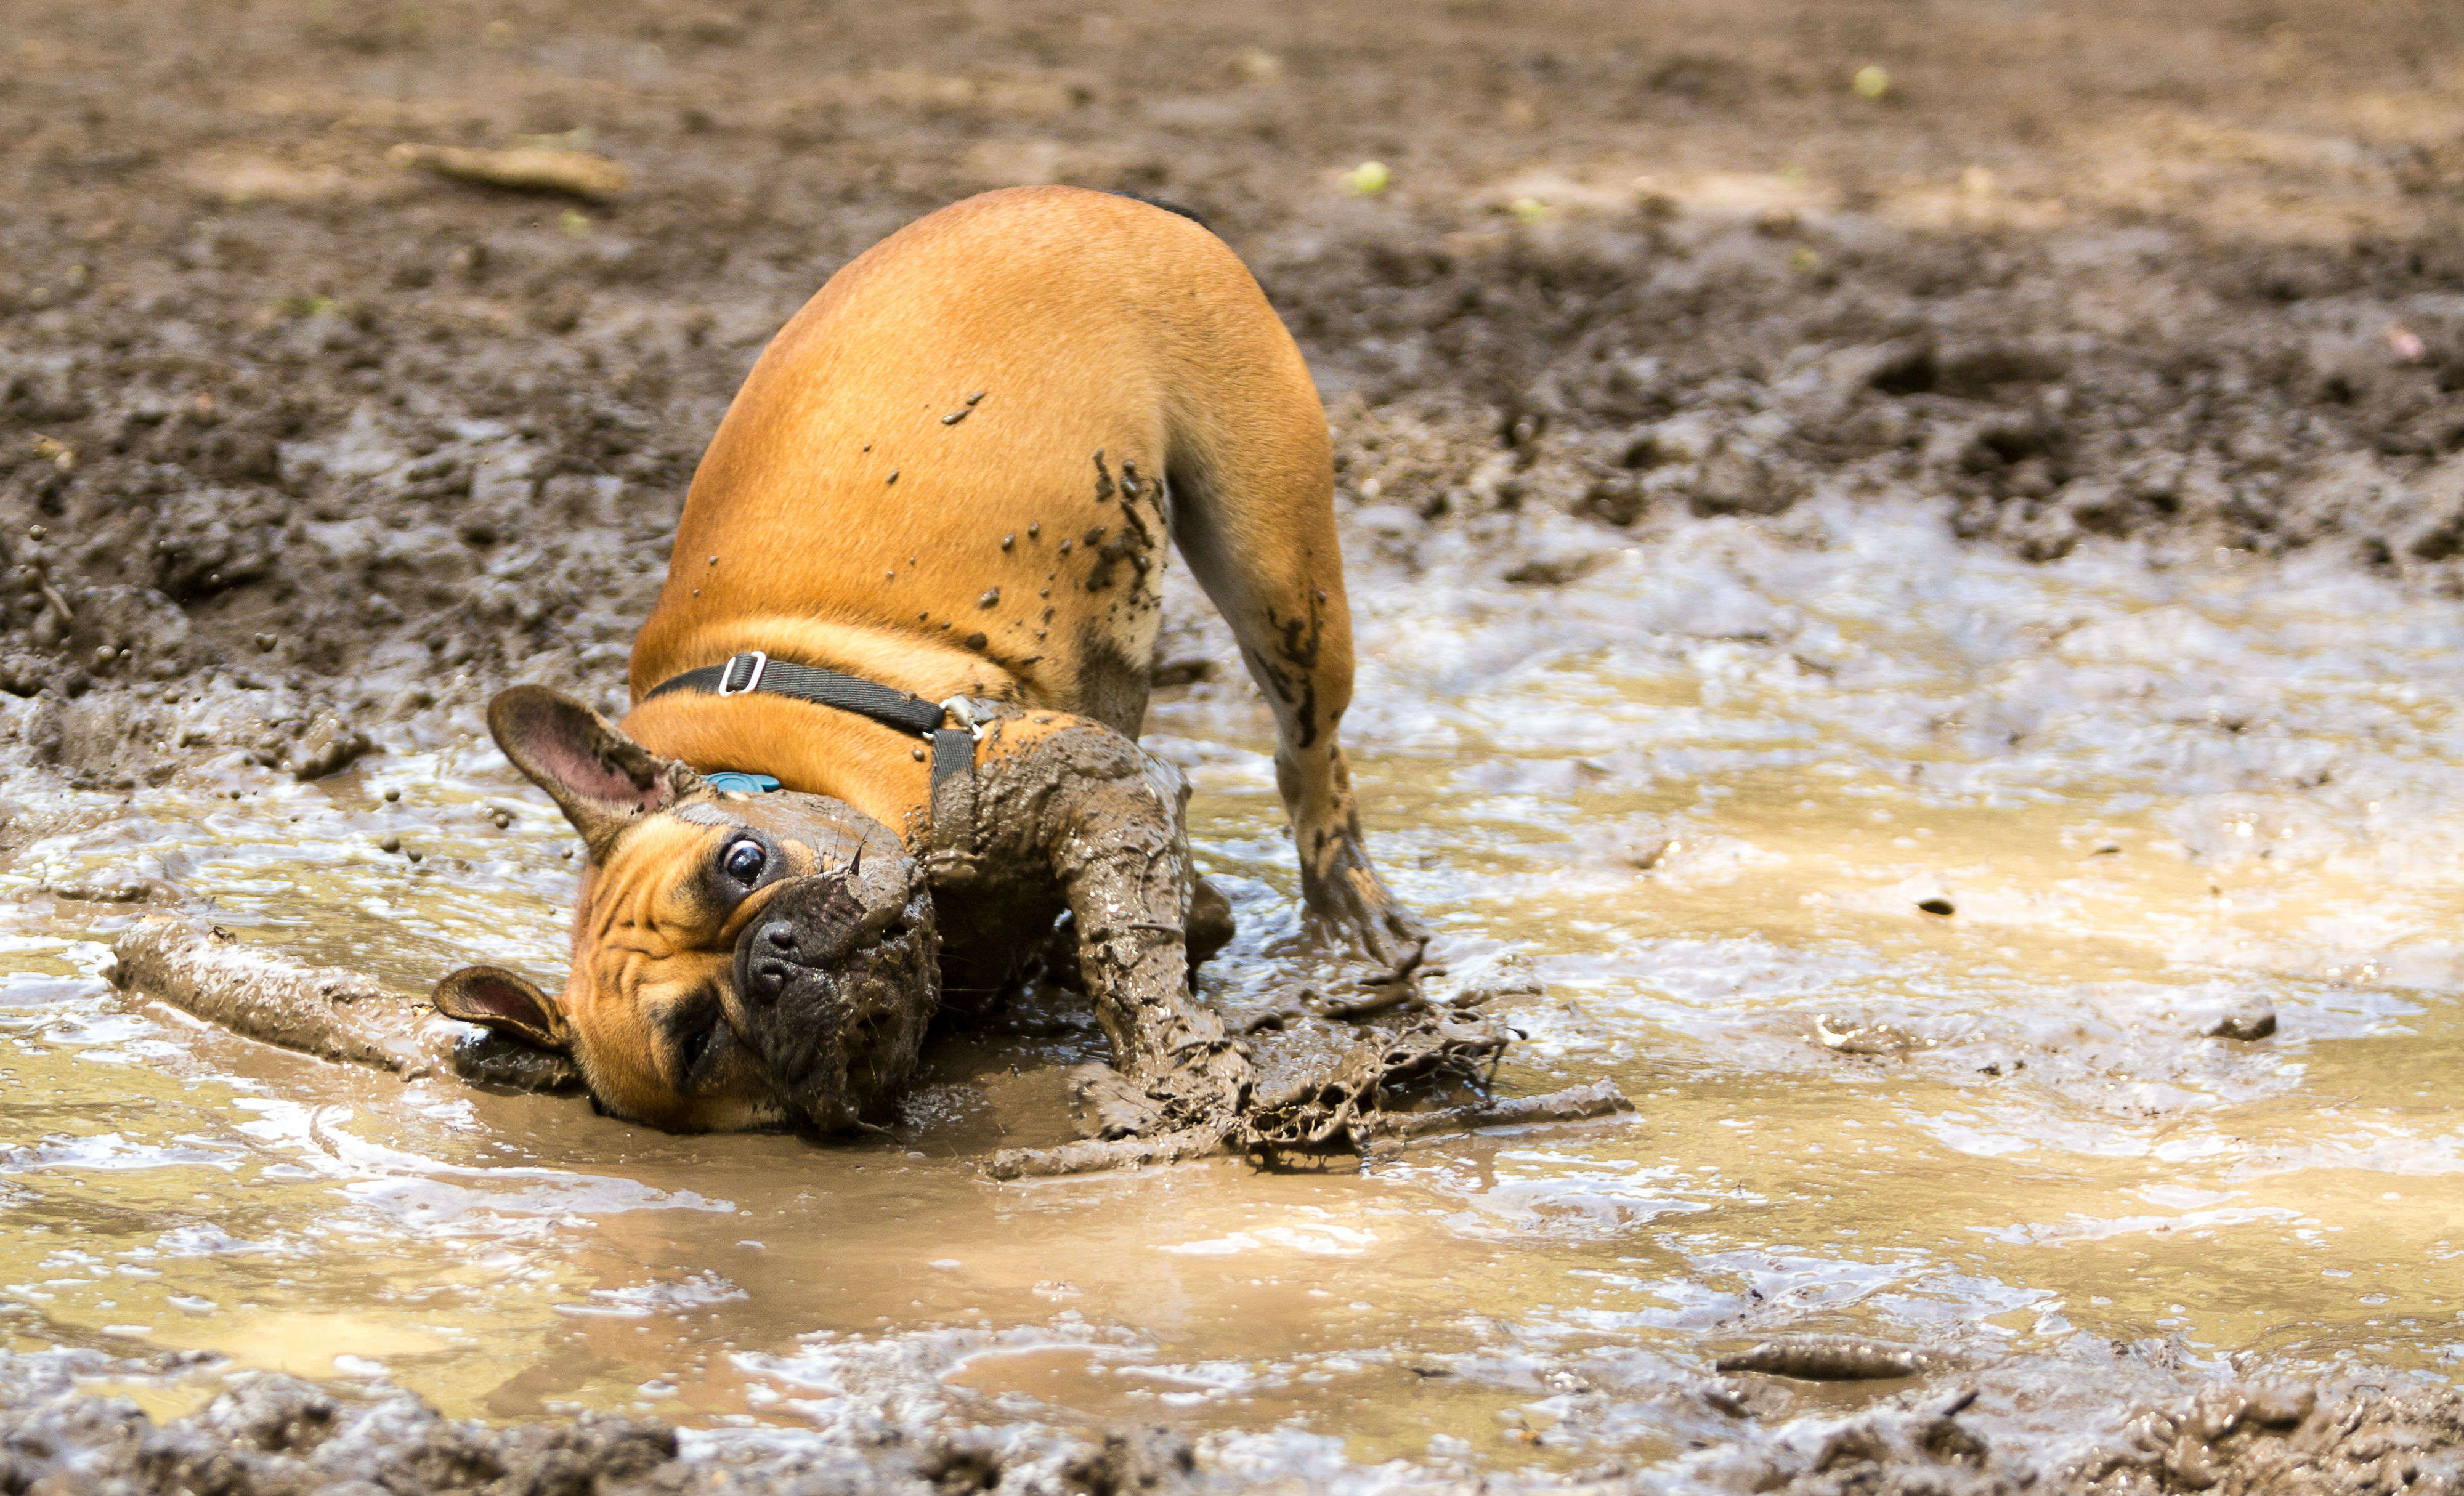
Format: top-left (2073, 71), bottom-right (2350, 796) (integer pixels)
top-left (6, 0), bottom-right (2464, 790)
top-left (4, 1342), bottom-right (2460, 1495)
top-left (5, 0), bottom-right (2464, 1489)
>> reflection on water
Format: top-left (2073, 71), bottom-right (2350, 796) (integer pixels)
top-left (2, 500), bottom-right (2459, 1482)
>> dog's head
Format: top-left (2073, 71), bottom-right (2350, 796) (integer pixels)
top-left (431, 686), bottom-right (938, 1132)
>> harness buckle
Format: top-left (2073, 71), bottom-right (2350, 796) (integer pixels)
top-left (938, 696), bottom-right (985, 740)
top-left (716, 650), bottom-right (769, 697)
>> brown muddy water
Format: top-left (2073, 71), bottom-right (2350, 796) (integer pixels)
top-left (2, 499), bottom-right (2460, 1488)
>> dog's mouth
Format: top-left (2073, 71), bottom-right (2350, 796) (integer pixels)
top-left (723, 859), bottom-right (939, 1131)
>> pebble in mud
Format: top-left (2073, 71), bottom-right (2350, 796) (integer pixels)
top-left (2206, 996), bottom-right (2279, 1041)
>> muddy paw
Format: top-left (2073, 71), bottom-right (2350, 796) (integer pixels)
top-left (1066, 1062), bottom-right (1168, 1139)
top-left (1068, 1040), bottom-right (1256, 1140)
top-left (1145, 1040), bottom-right (1255, 1127)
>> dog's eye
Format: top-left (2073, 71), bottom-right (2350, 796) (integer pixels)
top-left (721, 838), bottom-right (767, 884)
top-left (677, 1018), bottom-right (716, 1077)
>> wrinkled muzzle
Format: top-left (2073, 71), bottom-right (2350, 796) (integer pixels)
top-left (724, 852), bottom-right (938, 1131)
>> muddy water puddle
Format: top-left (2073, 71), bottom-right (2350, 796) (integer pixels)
top-left (2, 501), bottom-right (2460, 1485)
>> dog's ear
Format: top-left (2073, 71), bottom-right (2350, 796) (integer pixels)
top-left (487, 685), bottom-right (705, 858)
top-left (432, 965), bottom-right (570, 1051)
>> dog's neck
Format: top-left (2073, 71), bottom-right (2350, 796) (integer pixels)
top-left (620, 615), bottom-right (1030, 838)
top-left (618, 689), bottom-right (936, 837)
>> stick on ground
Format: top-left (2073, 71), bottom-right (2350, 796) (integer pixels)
top-left (110, 916), bottom-right (431, 1074)
top-left (984, 1080), bottom-right (1632, 1180)
top-left (388, 143), bottom-right (629, 202)
top-left (109, 916), bottom-right (580, 1091)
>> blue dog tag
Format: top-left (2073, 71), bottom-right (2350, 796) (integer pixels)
top-left (704, 770), bottom-right (782, 794)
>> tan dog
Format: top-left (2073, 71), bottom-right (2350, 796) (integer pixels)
top-left (431, 187), bottom-right (1422, 1133)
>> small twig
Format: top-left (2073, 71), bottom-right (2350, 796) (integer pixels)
top-left (982, 1080), bottom-right (1631, 1181)
top-left (1349, 1080), bottom-right (1631, 1142)
top-left (984, 1126), bottom-right (1230, 1180)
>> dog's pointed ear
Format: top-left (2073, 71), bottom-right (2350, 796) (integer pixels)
top-left (432, 965), bottom-right (570, 1051)
top-left (487, 685), bottom-right (705, 858)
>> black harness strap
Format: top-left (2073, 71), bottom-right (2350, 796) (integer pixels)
top-left (646, 650), bottom-right (977, 804)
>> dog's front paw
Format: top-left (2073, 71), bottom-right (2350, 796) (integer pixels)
top-left (1066, 1043), bottom-right (1255, 1140)
top-left (1066, 1062), bottom-right (1170, 1139)
top-left (1145, 1038), bottom-right (1254, 1128)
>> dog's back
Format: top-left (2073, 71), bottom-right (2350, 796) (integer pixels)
top-left (627, 186), bottom-right (1332, 739)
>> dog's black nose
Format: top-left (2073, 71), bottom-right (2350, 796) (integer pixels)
top-left (748, 919), bottom-right (799, 1004)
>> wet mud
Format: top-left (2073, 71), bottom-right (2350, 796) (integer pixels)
top-left (4, 0), bottom-right (2463, 785)
top-left (6, 0), bottom-right (2464, 1490)
top-left (0, 1345), bottom-right (1193, 1496)
top-left (4, 1345), bottom-right (2460, 1495)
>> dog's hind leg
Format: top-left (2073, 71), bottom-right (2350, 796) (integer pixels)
top-left (1167, 412), bottom-right (1428, 976)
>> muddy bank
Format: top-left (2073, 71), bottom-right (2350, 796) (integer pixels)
top-left (0, 1346), bottom-right (1142, 1495)
top-left (4, 1345), bottom-right (2458, 1495)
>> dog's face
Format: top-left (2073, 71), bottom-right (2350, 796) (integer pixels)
top-left (432, 687), bottom-right (938, 1132)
